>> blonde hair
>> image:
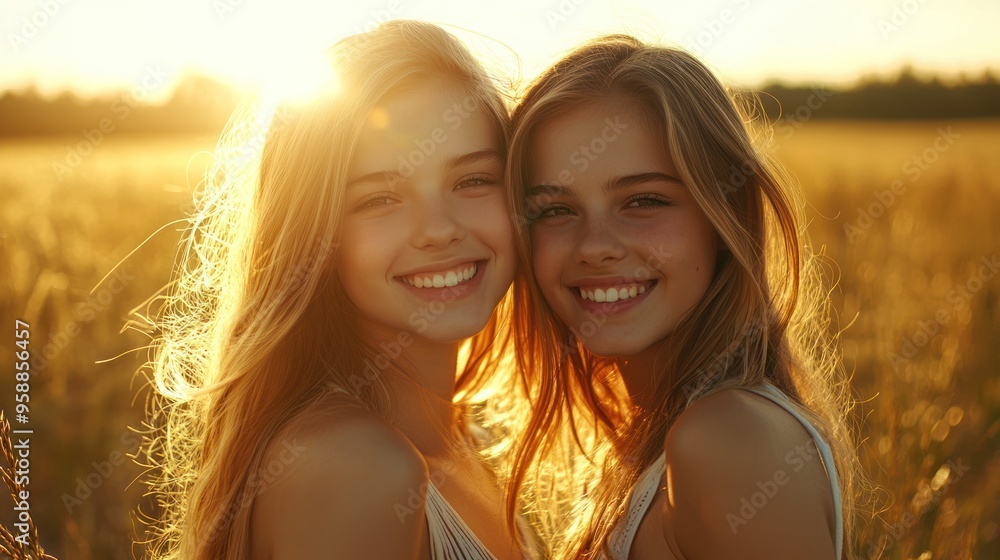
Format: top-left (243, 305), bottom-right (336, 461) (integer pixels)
top-left (504, 35), bottom-right (863, 558)
top-left (134, 21), bottom-right (513, 559)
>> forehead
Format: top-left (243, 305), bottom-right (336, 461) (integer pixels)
top-left (351, 79), bottom-right (499, 175)
top-left (527, 98), bottom-right (673, 184)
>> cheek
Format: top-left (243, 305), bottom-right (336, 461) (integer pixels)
top-left (461, 197), bottom-right (515, 273)
top-left (338, 221), bottom-right (396, 280)
top-left (473, 196), bottom-right (514, 251)
top-left (530, 228), bottom-right (566, 286)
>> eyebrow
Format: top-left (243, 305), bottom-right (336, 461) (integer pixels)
top-left (526, 184), bottom-right (569, 198)
top-left (526, 172), bottom-right (683, 197)
top-left (345, 170), bottom-right (405, 189)
top-left (443, 148), bottom-right (501, 170)
top-left (346, 148), bottom-right (500, 190)
top-left (603, 172), bottom-right (683, 193)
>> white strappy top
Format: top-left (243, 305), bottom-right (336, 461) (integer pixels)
top-left (425, 481), bottom-right (518, 560)
top-left (605, 383), bottom-right (843, 559)
top-left (323, 382), bottom-right (536, 559)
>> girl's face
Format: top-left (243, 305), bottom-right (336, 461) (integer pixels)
top-left (338, 80), bottom-right (515, 344)
top-left (526, 99), bottom-right (718, 357)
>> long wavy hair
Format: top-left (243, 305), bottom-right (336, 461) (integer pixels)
top-left (504, 35), bottom-right (864, 559)
top-left (134, 21), bottom-right (514, 560)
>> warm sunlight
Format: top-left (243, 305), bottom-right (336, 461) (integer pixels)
top-left (254, 51), bottom-right (340, 106)
top-left (2, 0), bottom-right (998, 96)
top-left (2, 2), bottom-right (1000, 559)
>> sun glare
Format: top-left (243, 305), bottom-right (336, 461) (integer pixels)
top-left (256, 51), bottom-right (339, 106)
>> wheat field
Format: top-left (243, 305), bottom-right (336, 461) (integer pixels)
top-left (0, 120), bottom-right (997, 559)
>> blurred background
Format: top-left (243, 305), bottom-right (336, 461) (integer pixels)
top-left (0, 0), bottom-right (998, 558)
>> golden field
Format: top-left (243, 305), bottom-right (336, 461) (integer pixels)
top-left (0, 120), bottom-right (998, 559)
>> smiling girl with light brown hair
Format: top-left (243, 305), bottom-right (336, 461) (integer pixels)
top-left (504, 35), bottom-right (864, 559)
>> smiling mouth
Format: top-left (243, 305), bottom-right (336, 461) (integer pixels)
top-left (573, 280), bottom-right (657, 303)
top-left (399, 261), bottom-right (479, 289)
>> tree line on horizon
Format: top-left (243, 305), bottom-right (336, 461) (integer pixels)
top-left (0, 68), bottom-right (998, 137)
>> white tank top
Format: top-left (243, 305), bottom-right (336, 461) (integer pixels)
top-left (425, 481), bottom-right (498, 558)
top-left (425, 481), bottom-right (540, 559)
top-left (323, 383), bottom-right (537, 559)
top-left (605, 383), bottom-right (843, 559)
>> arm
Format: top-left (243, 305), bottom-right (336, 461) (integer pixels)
top-left (661, 389), bottom-right (838, 560)
top-left (250, 412), bottom-right (429, 559)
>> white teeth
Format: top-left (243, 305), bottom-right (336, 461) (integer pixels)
top-left (404, 263), bottom-right (478, 289)
top-left (578, 283), bottom-right (650, 303)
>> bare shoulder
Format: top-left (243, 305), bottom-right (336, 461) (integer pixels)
top-left (250, 397), bottom-right (429, 559)
top-left (661, 388), bottom-right (838, 559)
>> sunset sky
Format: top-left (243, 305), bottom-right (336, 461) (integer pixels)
top-left (2, 0), bottom-right (998, 100)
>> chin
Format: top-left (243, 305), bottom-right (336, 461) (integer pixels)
top-left (414, 316), bottom-right (492, 343)
top-left (574, 336), bottom-right (646, 359)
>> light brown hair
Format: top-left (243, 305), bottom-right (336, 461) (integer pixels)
top-left (504, 34), bottom-right (862, 559)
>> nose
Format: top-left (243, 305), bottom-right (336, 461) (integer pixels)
top-left (574, 217), bottom-right (626, 266)
top-left (411, 195), bottom-right (466, 249)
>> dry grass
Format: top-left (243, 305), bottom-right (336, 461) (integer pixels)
top-left (0, 121), bottom-right (997, 559)
top-left (0, 410), bottom-right (51, 559)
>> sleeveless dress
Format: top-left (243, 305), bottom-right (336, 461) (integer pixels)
top-left (605, 383), bottom-right (843, 559)
top-left (425, 481), bottom-right (538, 559)
top-left (323, 383), bottom-right (537, 559)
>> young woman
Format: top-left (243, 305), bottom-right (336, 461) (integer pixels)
top-left (138, 21), bottom-right (533, 559)
top-left (504, 35), bottom-right (862, 559)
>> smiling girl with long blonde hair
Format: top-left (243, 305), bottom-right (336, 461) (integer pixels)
top-left (136, 21), bottom-right (536, 560)
top-left (504, 35), bottom-right (864, 559)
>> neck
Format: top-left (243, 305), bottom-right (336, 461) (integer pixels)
top-left (616, 341), bottom-right (669, 413)
top-left (364, 325), bottom-right (461, 458)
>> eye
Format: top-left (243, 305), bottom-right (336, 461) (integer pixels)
top-left (456, 174), bottom-right (498, 190)
top-left (530, 203), bottom-right (575, 221)
top-left (353, 192), bottom-right (399, 211)
top-left (625, 194), bottom-right (672, 209)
